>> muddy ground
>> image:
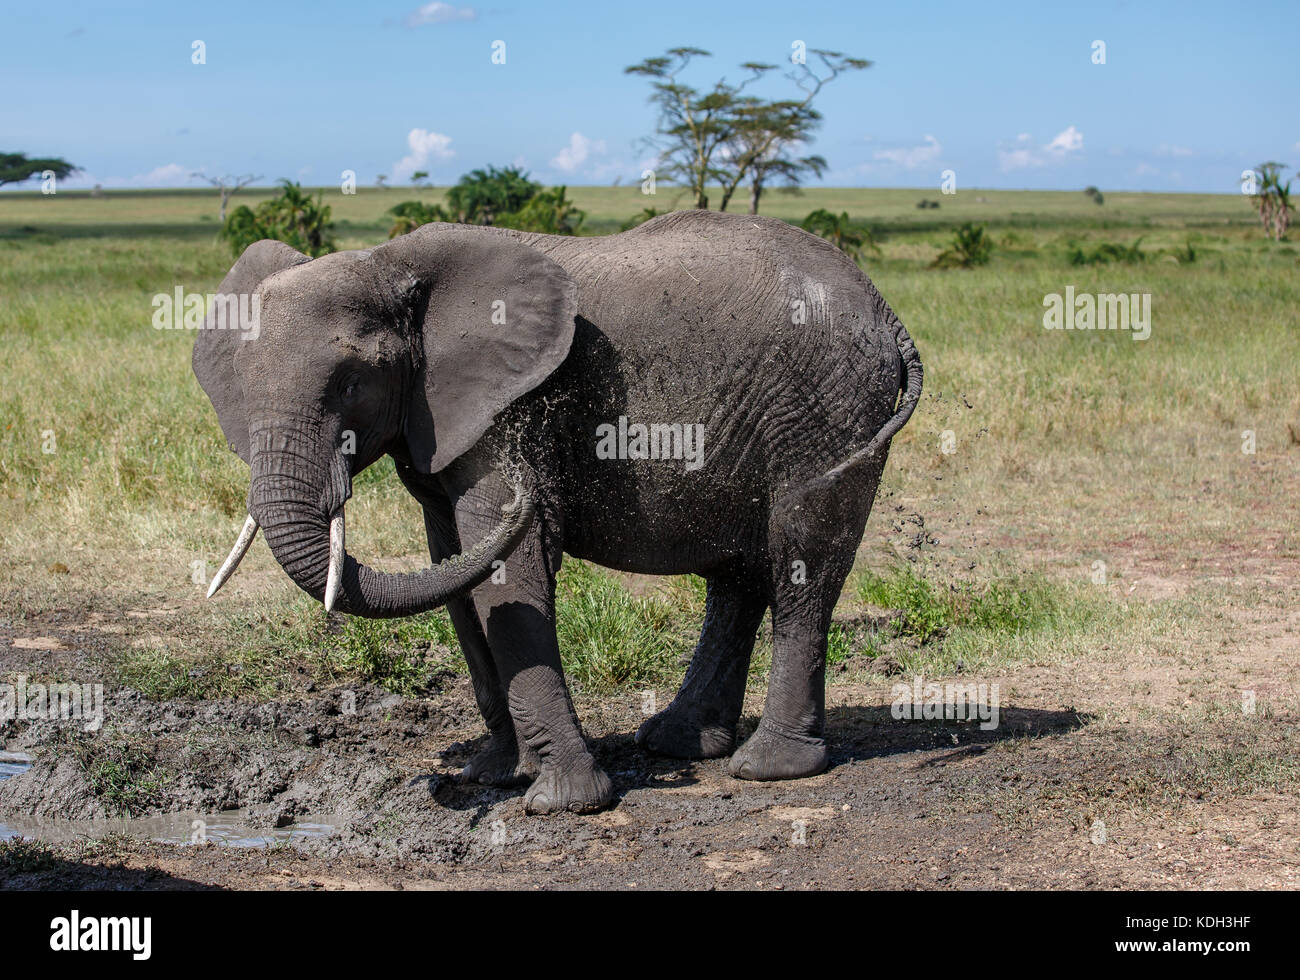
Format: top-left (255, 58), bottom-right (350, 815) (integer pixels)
top-left (3, 539), bottom-right (1298, 891)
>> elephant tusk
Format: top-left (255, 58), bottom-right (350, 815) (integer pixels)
top-left (324, 508), bottom-right (345, 613)
top-left (207, 515), bottom-right (259, 598)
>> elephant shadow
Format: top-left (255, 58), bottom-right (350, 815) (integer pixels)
top-left (820, 702), bottom-right (1091, 767)
top-left (415, 704), bottom-right (1089, 813)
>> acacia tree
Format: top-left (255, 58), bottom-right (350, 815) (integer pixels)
top-left (625, 49), bottom-right (772, 209)
top-left (0, 152), bottom-right (79, 187)
top-left (743, 49), bottom-right (868, 211)
top-left (627, 47), bottom-right (868, 212)
top-left (1244, 162), bottom-right (1293, 240)
top-left (193, 172), bottom-right (261, 221)
top-left (720, 98), bottom-right (828, 213)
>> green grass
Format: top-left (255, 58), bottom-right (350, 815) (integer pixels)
top-left (856, 564), bottom-right (1076, 644)
top-left (839, 561), bottom-right (1166, 680)
top-left (0, 838), bottom-right (58, 874)
top-left (116, 560), bottom-right (699, 698)
top-left (118, 601), bottom-right (462, 700)
top-left (556, 561), bottom-right (701, 691)
top-left (47, 731), bottom-right (168, 817)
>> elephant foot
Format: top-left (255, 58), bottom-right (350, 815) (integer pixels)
top-left (728, 722), bottom-right (828, 781)
top-left (635, 702), bottom-right (736, 759)
top-left (460, 731), bottom-right (540, 788)
top-left (523, 757), bottom-right (613, 815)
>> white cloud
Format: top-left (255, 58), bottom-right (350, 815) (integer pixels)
top-left (137, 163), bottom-right (193, 184)
top-left (392, 128), bottom-right (455, 182)
top-left (872, 134), bottom-right (941, 170)
top-left (1044, 125), bottom-right (1084, 155)
top-left (404, 3), bottom-right (476, 27)
top-left (551, 132), bottom-right (606, 174)
top-left (998, 126), bottom-right (1084, 171)
top-left (1156, 143), bottom-right (1194, 158)
top-left (997, 147), bottom-right (1037, 171)
top-left (65, 163), bottom-right (198, 188)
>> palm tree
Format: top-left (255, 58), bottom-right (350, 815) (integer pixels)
top-left (220, 180), bottom-right (336, 257)
top-left (1244, 162), bottom-right (1293, 240)
top-left (800, 209), bottom-right (874, 260)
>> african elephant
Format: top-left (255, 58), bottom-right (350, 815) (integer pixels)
top-left (193, 209), bottom-right (923, 814)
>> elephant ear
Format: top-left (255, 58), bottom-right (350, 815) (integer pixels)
top-left (192, 240), bottom-right (311, 462)
top-left (384, 226), bottom-right (578, 474)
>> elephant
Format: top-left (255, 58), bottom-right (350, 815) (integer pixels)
top-left (192, 209), bottom-right (923, 814)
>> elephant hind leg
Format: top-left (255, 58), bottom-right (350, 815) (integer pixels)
top-left (636, 564), bottom-right (767, 759)
top-left (729, 472), bottom-right (879, 781)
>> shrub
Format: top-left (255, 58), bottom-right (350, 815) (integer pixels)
top-left (496, 185), bottom-right (585, 235)
top-left (220, 180), bottom-right (336, 257)
top-left (446, 165), bottom-right (541, 225)
top-left (1067, 238), bottom-right (1145, 265)
top-left (931, 222), bottom-right (992, 268)
top-left (386, 200), bottom-right (453, 238)
top-left (620, 207), bottom-right (664, 231)
top-left (387, 176), bottom-right (584, 238)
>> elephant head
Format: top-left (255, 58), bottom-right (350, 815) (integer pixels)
top-left (193, 225), bottom-right (578, 617)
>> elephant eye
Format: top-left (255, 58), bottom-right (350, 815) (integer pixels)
top-left (340, 375), bottom-right (361, 401)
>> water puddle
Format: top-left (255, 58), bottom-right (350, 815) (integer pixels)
top-left (0, 752), bottom-right (30, 781)
top-left (0, 751), bottom-right (335, 847)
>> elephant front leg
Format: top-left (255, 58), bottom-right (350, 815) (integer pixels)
top-left (445, 597), bottom-right (540, 787)
top-left (458, 494), bottom-right (612, 815)
top-left (421, 508), bottom-right (538, 787)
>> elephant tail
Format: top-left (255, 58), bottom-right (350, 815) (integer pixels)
top-left (773, 310), bottom-right (923, 516)
top-left (863, 311), bottom-right (924, 460)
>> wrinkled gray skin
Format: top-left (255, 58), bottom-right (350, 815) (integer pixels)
top-left (193, 210), bottom-right (922, 814)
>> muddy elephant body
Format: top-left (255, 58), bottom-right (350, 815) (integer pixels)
top-left (194, 209), bottom-right (922, 813)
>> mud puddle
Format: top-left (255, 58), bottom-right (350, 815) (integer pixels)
top-left (0, 749), bottom-right (335, 846)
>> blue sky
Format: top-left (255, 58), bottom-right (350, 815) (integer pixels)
top-left (3, 0), bottom-right (1295, 193)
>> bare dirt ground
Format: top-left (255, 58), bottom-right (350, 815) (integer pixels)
top-left (2, 510), bottom-right (1297, 890)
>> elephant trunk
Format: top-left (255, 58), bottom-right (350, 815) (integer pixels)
top-left (245, 420), bottom-right (533, 618)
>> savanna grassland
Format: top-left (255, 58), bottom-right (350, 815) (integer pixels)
top-left (1, 185), bottom-right (1297, 889)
